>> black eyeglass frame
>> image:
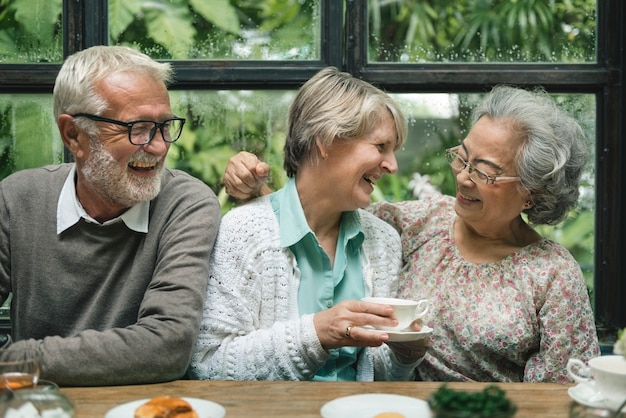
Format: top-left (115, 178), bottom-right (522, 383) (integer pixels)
top-left (72, 113), bottom-right (186, 145)
top-left (445, 146), bottom-right (521, 185)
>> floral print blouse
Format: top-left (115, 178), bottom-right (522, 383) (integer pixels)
top-left (370, 194), bottom-right (599, 382)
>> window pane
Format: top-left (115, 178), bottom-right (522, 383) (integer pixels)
top-left (0, 0), bottom-right (63, 63)
top-left (167, 90), bottom-right (596, 299)
top-left (111, 0), bottom-right (320, 60)
top-left (0, 95), bottom-right (64, 180)
top-left (369, 0), bottom-right (596, 63)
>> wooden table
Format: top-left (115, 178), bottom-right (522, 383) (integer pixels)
top-left (60, 380), bottom-right (577, 418)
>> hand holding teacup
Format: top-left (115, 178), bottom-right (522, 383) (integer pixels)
top-left (313, 297), bottom-right (429, 350)
top-left (361, 297), bottom-right (429, 332)
top-left (360, 297), bottom-right (431, 364)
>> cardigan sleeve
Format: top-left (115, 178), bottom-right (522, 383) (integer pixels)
top-left (189, 199), bottom-right (330, 381)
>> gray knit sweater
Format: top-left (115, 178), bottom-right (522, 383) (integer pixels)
top-left (0, 164), bottom-right (220, 386)
top-left (189, 196), bottom-right (416, 382)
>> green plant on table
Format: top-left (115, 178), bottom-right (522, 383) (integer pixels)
top-left (428, 384), bottom-right (517, 417)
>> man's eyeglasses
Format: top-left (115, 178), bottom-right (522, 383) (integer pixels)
top-left (445, 147), bottom-right (520, 185)
top-left (72, 113), bottom-right (186, 146)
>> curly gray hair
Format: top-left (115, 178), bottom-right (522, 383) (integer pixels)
top-left (473, 85), bottom-right (588, 225)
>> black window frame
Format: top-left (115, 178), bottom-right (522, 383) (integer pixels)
top-left (0, 0), bottom-right (623, 334)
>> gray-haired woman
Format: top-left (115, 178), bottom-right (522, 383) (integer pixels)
top-left (372, 85), bottom-right (599, 382)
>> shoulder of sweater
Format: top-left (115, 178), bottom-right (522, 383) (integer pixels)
top-left (358, 208), bottom-right (400, 237)
top-left (2, 164), bottom-right (70, 180)
top-left (162, 168), bottom-right (213, 190)
top-left (213, 198), bottom-right (282, 258)
top-left (218, 196), bottom-right (277, 233)
top-left (1, 164), bottom-right (70, 193)
top-left (357, 209), bottom-right (402, 257)
top-left (222, 196), bottom-right (274, 220)
top-left (156, 168), bottom-right (218, 204)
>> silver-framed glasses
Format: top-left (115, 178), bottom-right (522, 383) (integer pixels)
top-left (445, 146), bottom-right (520, 185)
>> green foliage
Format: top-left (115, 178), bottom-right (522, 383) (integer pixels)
top-left (108, 0), bottom-right (142, 41)
top-left (0, 104), bottom-right (15, 179)
top-left (108, 0), bottom-right (315, 60)
top-left (0, 0), bottom-right (62, 62)
top-left (428, 384), bottom-right (516, 417)
top-left (190, 0), bottom-right (240, 34)
top-left (370, 0), bottom-right (596, 62)
top-left (13, 99), bottom-right (61, 170)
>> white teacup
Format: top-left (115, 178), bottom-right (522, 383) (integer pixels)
top-left (567, 355), bottom-right (626, 408)
top-left (361, 296), bottom-right (429, 332)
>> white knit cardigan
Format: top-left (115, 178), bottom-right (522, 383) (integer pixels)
top-left (189, 196), bottom-right (416, 381)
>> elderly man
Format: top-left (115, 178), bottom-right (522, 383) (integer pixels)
top-left (0, 46), bottom-right (220, 386)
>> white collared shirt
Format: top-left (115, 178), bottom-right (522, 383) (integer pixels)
top-left (56, 164), bottom-right (149, 234)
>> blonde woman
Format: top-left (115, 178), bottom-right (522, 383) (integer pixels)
top-left (190, 67), bottom-right (428, 381)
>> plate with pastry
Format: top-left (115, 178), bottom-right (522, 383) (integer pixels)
top-left (105, 396), bottom-right (225, 418)
top-left (321, 393), bottom-right (431, 418)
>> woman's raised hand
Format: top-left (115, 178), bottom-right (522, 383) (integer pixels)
top-left (223, 151), bottom-right (271, 200)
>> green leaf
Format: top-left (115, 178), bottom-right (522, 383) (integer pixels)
top-left (8, 0), bottom-right (61, 59)
top-left (11, 0), bottom-right (60, 35)
top-left (143, 2), bottom-right (196, 59)
top-left (189, 0), bottom-right (240, 35)
top-left (108, 0), bottom-right (142, 40)
top-left (13, 99), bottom-right (56, 170)
top-left (0, 30), bottom-right (17, 56)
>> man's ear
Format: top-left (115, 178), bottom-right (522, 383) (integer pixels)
top-left (57, 114), bottom-right (83, 158)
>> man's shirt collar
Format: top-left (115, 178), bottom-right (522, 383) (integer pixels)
top-left (56, 164), bottom-right (150, 234)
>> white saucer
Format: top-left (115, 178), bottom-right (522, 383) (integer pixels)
top-left (104, 397), bottom-right (225, 418)
top-left (358, 325), bottom-right (433, 342)
top-left (321, 393), bottom-right (431, 418)
top-left (568, 382), bottom-right (626, 412)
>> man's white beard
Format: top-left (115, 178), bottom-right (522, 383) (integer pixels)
top-left (81, 138), bottom-right (163, 208)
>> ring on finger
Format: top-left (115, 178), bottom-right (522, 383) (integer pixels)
top-left (345, 325), bottom-right (353, 338)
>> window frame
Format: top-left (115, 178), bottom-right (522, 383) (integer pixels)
top-left (0, 0), bottom-right (623, 333)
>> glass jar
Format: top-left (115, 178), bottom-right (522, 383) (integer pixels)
top-left (0, 388), bottom-right (74, 417)
top-left (569, 402), bottom-right (626, 417)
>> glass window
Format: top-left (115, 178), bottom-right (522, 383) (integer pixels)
top-left (0, 0), bottom-right (63, 63)
top-left (111, 0), bottom-right (321, 60)
top-left (0, 95), bottom-right (64, 180)
top-left (369, 0), bottom-right (596, 63)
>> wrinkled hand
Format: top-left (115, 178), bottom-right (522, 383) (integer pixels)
top-left (223, 151), bottom-right (271, 201)
top-left (313, 300), bottom-right (401, 350)
top-left (386, 319), bottom-right (430, 364)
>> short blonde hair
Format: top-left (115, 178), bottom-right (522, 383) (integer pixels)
top-left (283, 67), bottom-right (407, 177)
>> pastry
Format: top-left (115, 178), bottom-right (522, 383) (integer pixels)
top-left (134, 396), bottom-right (199, 418)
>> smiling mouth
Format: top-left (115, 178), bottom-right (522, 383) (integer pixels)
top-left (459, 192), bottom-right (479, 202)
top-left (128, 161), bottom-right (158, 171)
top-left (364, 175), bottom-right (377, 185)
